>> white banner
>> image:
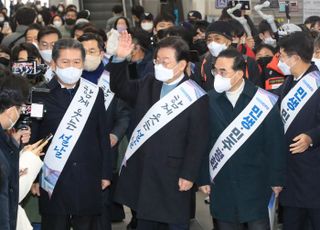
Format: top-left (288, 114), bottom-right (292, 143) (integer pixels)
top-left (120, 80), bottom-right (206, 171)
top-left (41, 78), bottom-right (99, 196)
top-left (281, 71), bottom-right (320, 133)
top-left (98, 70), bottom-right (115, 110)
top-left (209, 88), bottom-right (278, 181)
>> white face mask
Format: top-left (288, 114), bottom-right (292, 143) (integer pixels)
top-left (0, 17), bottom-right (4, 22)
top-left (214, 74), bottom-right (232, 93)
top-left (39, 49), bottom-right (52, 63)
top-left (55, 66), bottom-right (83, 84)
top-left (207, 41), bottom-right (227, 57)
top-left (277, 60), bottom-right (292, 76)
top-left (84, 55), bottom-right (101, 72)
top-left (6, 107), bottom-right (19, 130)
top-left (53, 20), bottom-right (62, 27)
top-left (312, 58), bottom-right (320, 70)
top-left (264, 37), bottom-right (277, 47)
top-left (117, 25), bottom-right (127, 33)
top-left (154, 64), bottom-right (175, 82)
top-left (141, 22), bottom-right (153, 31)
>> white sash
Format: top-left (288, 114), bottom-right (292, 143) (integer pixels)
top-left (41, 78), bottom-right (99, 196)
top-left (209, 88), bottom-right (278, 181)
top-left (121, 80), bottom-right (206, 170)
top-left (281, 71), bottom-right (320, 133)
top-left (98, 70), bottom-right (115, 110)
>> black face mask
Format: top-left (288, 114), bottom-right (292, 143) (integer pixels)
top-left (231, 43), bottom-right (238, 48)
top-left (0, 57), bottom-right (9, 66)
top-left (257, 56), bottom-right (273, 69)
top-left (192, 39), bottom-right (207, 56)
top-left (65, 18), bottom-right (76, 26)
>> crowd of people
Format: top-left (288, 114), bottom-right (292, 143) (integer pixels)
top-left (0, 1), bottom-right (320, 230)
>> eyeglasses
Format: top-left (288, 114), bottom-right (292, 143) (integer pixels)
top-left (153, 58), bottom-right (177, 68)
top-left (211, 68), bottom-right (235, 78)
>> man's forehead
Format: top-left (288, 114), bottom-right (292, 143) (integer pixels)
top-left (215, 57), bottom-right (233, 68)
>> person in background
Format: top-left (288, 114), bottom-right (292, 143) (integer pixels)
top-left (153, 14), bottom-right (175, 38)
top-left (187, 10), bottom-right (202, 25)
top-left (257, 20), bottom-right (277, 48)
top-left (106, 5), bottom-right (123, 32)
top-left (50, 15), bottom-right (64, 29)
top-left (128, 30), bottom-right (154, 80)
top-left (192, 20), bottom-right (209, 57)
top-left (56, 3), bottom-right (65, 16)
top-left (76, 10), bottom-right (90, 25)
top-left (58, 8), bottom-right (77, 38)
top-left (1, 7), bottom-right (37, 49)
top-left (0, 71), bottom-right (31, 230)
top-left (302, 16), bottom-right (320, 34)
top-left (24, 23), bottom-right (42, 47)
top-left (139, 12), bottom-right (154, 47)
top-left (114, 17), bottom-right (130, 33)
top-left (66, 4), bottom-right (77, 12)
top-left (312, 35), bottom-right (320, 70)
top-left (131, 5), bottom-right (144, 30)
top-left (72, 22), bottom-right (92, 40)
top-left (255, 44), bottom-right (285, 92)
top-left (37, 26), bottom-right (62, 81)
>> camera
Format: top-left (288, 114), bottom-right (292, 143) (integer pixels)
top-left (11, 61), bottom-right (47, 84)
top-left (14, 87), bottom-right (50, 130)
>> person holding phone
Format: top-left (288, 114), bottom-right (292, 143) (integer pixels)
top-left (0, 71), bottom-right (31, 230)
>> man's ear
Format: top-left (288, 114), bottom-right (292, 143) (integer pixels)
top-left (178, 60), bottom-right (188, 72)
top-left (258, 33), bottom-right (264, 41)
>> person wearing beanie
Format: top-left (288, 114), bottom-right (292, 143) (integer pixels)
top-left (193, 20), bottom-right (262, 91)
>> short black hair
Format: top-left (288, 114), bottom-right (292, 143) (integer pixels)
top-left (52, 38), bottom-right (86, 62)
top-left (194, 20), bottom-right (209, 33)
top-left (25, 23), bottom-right (42, 38)
top-left (37, 26), bottom-right (62, 42)
top-left (304, 16), bottom-right (320, 28)
top-left (65, 8), bottom-right (78, 17)
top-left (278, 31), bottom-right (314, 63)
top-left (66, 4), bottom-right (77, 12)
top-left (217, 48), bottom-right (246, 74)
top-left (112, 5), bottom-right (123, 14)
top-left (131, 5), bottom-right (144, 19)
top-left (15, 7), bottom-right (37, 26)
top-left (161, 26), bottom-right (193, 47)
top-left (78, 33), bottom-right (105, 51)
top-left (11, 42), bottom-right (41, 63)
top-left (154, 14), bottom-right (175, 28)
top-left (132, 30), bottom-right (152, 52)
top-left (154, 36), bottom-right (189, 63)
top-left (83, 27), bottom-right (107, 42)
top-left (229, 19), bottom-right (245, 38)
top-left (0, 70), bottom-right (30, 113)
top-left (71, 22), bottom-right (92, 38)
top-left (258, 20), bottom-right (273, 34)
top-left (254, 44), bottom-right (276, 55)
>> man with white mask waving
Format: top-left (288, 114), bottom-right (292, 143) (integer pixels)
top-left (30, 38), bottom-right (113, 230)
top-left (198, 49), bottom-right (286, 230)
top-left (197, 21), bottom-right (262, 91)
top-left (107, 32), bottom-right (208, 230)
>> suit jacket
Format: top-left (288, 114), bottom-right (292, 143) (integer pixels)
top-left (0, 126), bottom-right (20, 230)
top-left (106, 59), bottom-right (209, 224)
top-left (278, 64), bottom-right (320, 208)
top-left (198, 80), bottom-right (286, 223)
top-left (31, 77), bottom-right (112, 215)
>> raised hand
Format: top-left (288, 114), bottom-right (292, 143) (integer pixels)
top-left (116, 31), bottom-right (134, 59)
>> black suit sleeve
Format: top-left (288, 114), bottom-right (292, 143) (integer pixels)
top-left (97, 89), bottom-right (113, 180)
top-left (106, 58), bottom-right (142, 107)
top-left (110, 98), bottom-right (131, 141)
top-left (305, 102), bottom-right (320, 148)
top-left (179, 95), bottom-right (209, 182)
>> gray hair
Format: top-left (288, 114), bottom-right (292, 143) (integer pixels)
top-left (52, 38), bottom-right (86, 62)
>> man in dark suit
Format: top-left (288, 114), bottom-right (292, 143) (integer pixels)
top-left (30, 38), bottom-right (113, 230)
top-left (277, 32), bottom-right (320, 230)
top-left (107, 32), bottom-right (209, 230)
top-left (198, 49), bottom-right (286, 230)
